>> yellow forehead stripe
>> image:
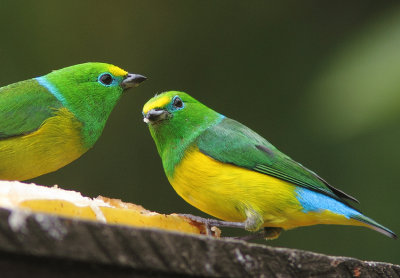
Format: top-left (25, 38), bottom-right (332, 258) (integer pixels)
top-left (109, 65), bottom-right (128, 77)
top-left (143, 95), bottom-right (171, 114)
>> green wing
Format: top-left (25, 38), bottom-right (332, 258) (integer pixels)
top-left (196, 117), bottom-right (358, 204)
top-left (0, 79), bottom-right (63, 139)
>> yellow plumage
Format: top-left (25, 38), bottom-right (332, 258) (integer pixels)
top-left (170, 147), bottom-right (364, 231)
top-left (143, 95), bottom-right (171, 114)
top-left (0, 108), bottom-right (86, 181)
top-left (108, 65), bottom-right (128, 77)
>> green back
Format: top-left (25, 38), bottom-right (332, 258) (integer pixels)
top-left (0, 79), bottom-right (62, 138)
top-left (196, 118), bottom-right (358, 204)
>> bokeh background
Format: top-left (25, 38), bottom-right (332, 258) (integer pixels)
top-left (1, 0), bottom-right (399, 264)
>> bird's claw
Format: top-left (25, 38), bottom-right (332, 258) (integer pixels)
top-left (232, 227), bottom-right (283, 241)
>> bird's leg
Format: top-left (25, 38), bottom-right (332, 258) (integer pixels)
top-left (179, 214), bottom-right (246, 235)
top-left (180, 207), bottom-right (264, 235)
top-left (180, 214), bottom-right (283, 240)
top-left (179, 208), bottom-right (264, 234)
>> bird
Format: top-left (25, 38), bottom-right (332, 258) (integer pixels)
top-left (142, 91), bottom-right (396, 239)
top-left (0, 62), bottom-right (146, 181)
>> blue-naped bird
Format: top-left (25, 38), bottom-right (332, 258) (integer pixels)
top-left (0, 62), bottom-right (146, 181)
top-left (142, 91), bottom-right (396, 239)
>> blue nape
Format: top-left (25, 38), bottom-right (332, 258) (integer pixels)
top-left (295, 187), bottom-right (360, 218)
top-left (36, 76), bottom-right (67, 106)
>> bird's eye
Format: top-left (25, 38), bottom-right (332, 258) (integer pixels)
top-left (173, 96), bottom-right (183, 109)
top-left (98, 73), bottom-right (113, 86)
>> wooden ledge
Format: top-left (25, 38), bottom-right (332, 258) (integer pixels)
top-left (0, 207), bottom-right (398, 277)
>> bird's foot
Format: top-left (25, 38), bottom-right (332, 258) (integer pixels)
top-left (263, 227), bottom-right (283, 240)
top-left (233, 227), bottom-right (283, 241)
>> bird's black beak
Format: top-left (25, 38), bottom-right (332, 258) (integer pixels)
top-left (143, 109), bottom-right (171, 124)
top-left (121, 73), bottom-right (147, 89)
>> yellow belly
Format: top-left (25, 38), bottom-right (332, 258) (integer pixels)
top-left (170, 148), bottom-right (362, 230)
top-left (0, 108), bottom-right (87, 181)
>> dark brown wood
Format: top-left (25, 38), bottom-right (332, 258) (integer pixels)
top-left (0, 208), bottom-right (398, 278)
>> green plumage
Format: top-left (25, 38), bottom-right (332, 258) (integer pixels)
top-left (146, 91), bottom-right (355, 203)
top-left (145, 93), bottom-right (221, 177)
top-left (42, 63), bottom-right (128, 148)
top-left (0, 62), bottom-right (146, 181)
top-left (0, 80), bottom-right (62, 138)
top-left (143, 91), bottom-right (396, 239)
top-left (196, 117), bottom-right (358, 205)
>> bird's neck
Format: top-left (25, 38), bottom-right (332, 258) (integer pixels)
top-left (150, 114), bottom-right (224, 178)
top-left (41, 73), bottom-right (123, 149)
top-left (69, 100), bottom-right (117, 149)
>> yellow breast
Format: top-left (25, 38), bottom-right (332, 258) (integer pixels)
top-left (169, 148), bottom-right (362, 230)
top-left (169, 148), bottom-right (299, 225)
top-left (0, 108), bottom-right (87, 181)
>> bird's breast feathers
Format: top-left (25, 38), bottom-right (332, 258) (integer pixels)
top-left (169, 147), bottom-right (363, 230)
top-left (169, 146), bottom-right (299, 224)
top-left (0, 108), bottom-right (86, 180)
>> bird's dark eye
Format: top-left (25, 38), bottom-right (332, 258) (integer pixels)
top-left (99, 73), bottom-right (113, 86)
top-left (173, 96), bottom-right (183, 109)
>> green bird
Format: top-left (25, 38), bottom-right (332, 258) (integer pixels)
top-left (0, 62), bottom-right (146, 181)
top-left (142, 91), bottom-right (396, 239)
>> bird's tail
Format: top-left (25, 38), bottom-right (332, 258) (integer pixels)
top-left (351, 214), bottom-right (397, 239)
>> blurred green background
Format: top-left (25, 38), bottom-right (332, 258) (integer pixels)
top-left (1, 0), bottom-right (399, 264)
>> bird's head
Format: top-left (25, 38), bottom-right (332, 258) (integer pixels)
top-left (142, 91), bottom-right (222, 157)
top-left (44, 62), bottom-right (146, 109)
top-left (41, 62), bottom-right (147, 147)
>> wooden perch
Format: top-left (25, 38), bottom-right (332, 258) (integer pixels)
top-left (0, 206), bottom-right (399, 278)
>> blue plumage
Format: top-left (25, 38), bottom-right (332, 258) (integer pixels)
top-left (295, 187), bottom-right (360, 218)
top-left (36, 76), bottom-right (67, 105)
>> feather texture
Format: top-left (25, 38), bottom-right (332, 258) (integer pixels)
top-left (0, 79), bottom-right (62, 138)
top-left (0, 62), bottom-right (141, 180)
top-left (144, 91), bottom-right (397, 239)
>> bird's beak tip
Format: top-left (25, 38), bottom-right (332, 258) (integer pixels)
top-left (122, 73), bottom-right (147, 89)
top-left (143, 109), bottom-right (170, 124)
